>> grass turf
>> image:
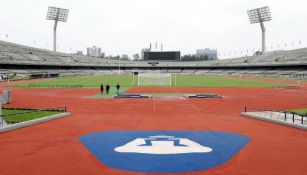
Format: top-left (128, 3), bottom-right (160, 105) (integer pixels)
top-left (92, 87), bottom-right (130, 98)
top-left (2, 109), bottom-right (62, 124)
top-left (172, 75), bottom-right (287, 87)
top-left (289, 108), bottom-right (307, 115)
top-left (10, 75), bottom-right (289, 88)
top-left (11, 75), bottom-right (136, 88)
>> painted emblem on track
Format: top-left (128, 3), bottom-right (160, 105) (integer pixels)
top-left (79, 131), bottom-right (249, 173)
top-left (114, 135), bottom-right (213, 154)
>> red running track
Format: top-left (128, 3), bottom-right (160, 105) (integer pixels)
top-left (0, 87), bottom-right (307, 175)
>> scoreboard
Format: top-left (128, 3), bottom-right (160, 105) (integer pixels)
top-left (144, 51), bottom-right (181, 61)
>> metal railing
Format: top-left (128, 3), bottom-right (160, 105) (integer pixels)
top-left (1, 107), bottom-right (67, 126)
top-left (244, 106), bottom-right (307, 125)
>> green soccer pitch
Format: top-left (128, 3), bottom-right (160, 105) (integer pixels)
top-left (2, 109), bottom-right (62, 124)
top-left (11, 75), bottom-right (290, 88)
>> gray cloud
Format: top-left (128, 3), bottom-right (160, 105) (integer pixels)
top-left (0, 0), bottom-right (306, 58)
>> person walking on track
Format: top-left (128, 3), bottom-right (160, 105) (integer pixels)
top-left (116, 83), bottom-right (121, 94)
top-left (106, 84), bottom-right (110, 94)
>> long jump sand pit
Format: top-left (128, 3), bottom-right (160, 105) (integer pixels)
top-left (0, 86), bottom-right (307, 174)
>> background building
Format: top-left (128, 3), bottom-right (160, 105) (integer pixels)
top-left (196, 48), bottom-right (218, 60)
top-left (76, 51), bottom-right (83, 55)
top-left (87, 46), bottom-right (102, 58)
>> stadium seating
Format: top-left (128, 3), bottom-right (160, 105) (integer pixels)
top-left (0, 40), bottom-right (307, 78)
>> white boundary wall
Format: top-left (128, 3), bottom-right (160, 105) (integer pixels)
top-left (0, 112), bottom-right (71, 133)
top-left (242, 111), bottom-right (307, 130)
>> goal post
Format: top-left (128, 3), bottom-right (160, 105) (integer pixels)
top-left (138, 73), bottom-right (172, 86)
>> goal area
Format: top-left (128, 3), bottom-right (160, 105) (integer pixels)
top-left (137, 73), bottom-right (172, 86)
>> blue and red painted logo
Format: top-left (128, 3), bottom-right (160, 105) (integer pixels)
top-left (79, 131), bottom-right (249, 173)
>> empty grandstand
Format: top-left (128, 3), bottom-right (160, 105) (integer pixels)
top-left (1, 40), bottom-right (307, 79)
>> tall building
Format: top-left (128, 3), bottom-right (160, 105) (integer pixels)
top-left (87, 46), bottom-right (102, 58)
top-left (196, 48), bottom-right (218, 60)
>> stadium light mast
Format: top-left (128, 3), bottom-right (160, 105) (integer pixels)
top-left (247, 6), bottom-right (272, 54)
top-left (46, 6), bottom-right (69, 52)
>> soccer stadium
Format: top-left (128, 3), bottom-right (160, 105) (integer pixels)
top-left (0, 1), bottom-right (307, 175)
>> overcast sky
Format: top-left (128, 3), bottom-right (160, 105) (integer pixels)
top-left (0, 0), bottom-right (306, 58)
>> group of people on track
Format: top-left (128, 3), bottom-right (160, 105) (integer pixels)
top-left (100, 83), bottom-right (120, 94)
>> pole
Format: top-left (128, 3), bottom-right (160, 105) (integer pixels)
top-left (153, 87), bottom-right (156, 112)
top-left (132, 72), bottom-right (134, 86)
top-left (118, 58), bottom-right (121, 75)
top-left (260, 22), bottom-right (266, 54)
top-left (175, 74), bottom-right (177, 87)
top-left (138, 74), bottom-right (140, 86)
top-left (53, 20), bottom-right (58, 52)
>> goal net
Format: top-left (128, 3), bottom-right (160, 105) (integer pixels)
top-left (138, 73), bottom-right (172, 86)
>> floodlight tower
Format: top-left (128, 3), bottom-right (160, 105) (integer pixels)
top-left (46, 6), bottom-right (69, 52)
top-left (247, 6), bottom-right (272, 54)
